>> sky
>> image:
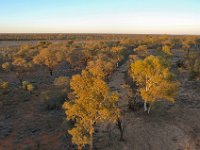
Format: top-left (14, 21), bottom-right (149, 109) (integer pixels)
top-left (0, 0), bottom-right (200, 34)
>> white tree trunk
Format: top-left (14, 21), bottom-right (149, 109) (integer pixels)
top-left (144, 102), bottom-right (147, 112)
top-left (147, 105), bottom-right (152, 114)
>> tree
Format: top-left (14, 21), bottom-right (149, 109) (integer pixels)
top-left (2, 62), bottom-right (11, 71)
top-left (87, 63), bottom-right (106, 80)
top-left (87, 59), bottom-right (114, 80)
top-left (161, 45), bottom-right (173, 61)
top-left (33, 47), bottom-right (64, 76)
top-left (16, 44), bottom-right (38, 60)
top-left (111, 46), bottom-right (125, 67)
top-left (134, 45), bottom-right (148, 58)
top-left (187, 54), bottom-right (200, 80)
top-left (134, 45), bottom-right (147, 51)
top-left (82, 49), bottom-right (94, 66)
top-left (162, 45), bottom-right (172, 56)
top-left (195, 38), bottom-right (200, 54)
top-left (182, 36), bottom-right (196, 57)
top-left (120, 38), bottom-right (133, 47)
top-left (130, 55), bottom-right (179, 114)
top-left (116, 117), bottom-right (126, 141)
top-left (12, 57), bottom-right (32, 84)
top-left (65, 49), bottom-right (85, 70)
top-left (182, 41), bottom-right (190, 56)
top-left (63, 70), bottom-right (120, 150)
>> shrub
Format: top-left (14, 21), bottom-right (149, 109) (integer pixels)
top-left (2, 62), bottom-right (11, 70)
top-left (22, 81), bottom-right (29, 90)
top-left (41, 89), bottom-right (68, 110)
top-left (0, 81), bottom-right (9, 89)
top-left (189, 70), bottom-right (199, 80)
top-left (27, 84), bottom-right (34, 93)
top-left (22, 81), bottom-right (34, 92)
top-left (135, 45), bottom-right (147, 51)
top-left (54, 76), bottom-right (69, 87)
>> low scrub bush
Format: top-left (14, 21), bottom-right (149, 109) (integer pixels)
top-left (40, 89), bottom-right (68, 110)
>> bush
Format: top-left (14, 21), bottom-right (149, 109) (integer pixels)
top-left (189, 70), bottom-right (199, 80)
top-left (187, 54), bottom-right (200, 80)
top-left (2, 62), bottom-right (11, 71)
top-left (27, 84), bottom-right (34, 93)
top-left (22, 81), bottom-right (34, 92)
top-left (0, 81), bottom-right (9, 89)
top-left (40, 89), bottom-right (68, 110)
top-left (54, 76), bottom-right (69, 87)
top-left (22, 81), bottom-right (29, 89)
top-left (135, 45), bottom-right (147, 51)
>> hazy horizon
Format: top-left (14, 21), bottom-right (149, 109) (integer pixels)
top-left (1, 0), bottom-right (200, 34)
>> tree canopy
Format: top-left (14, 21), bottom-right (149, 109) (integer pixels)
top-left (63, 70), bottom-right (120, 150)
top-left (130, 55), bottom-right (179, 113)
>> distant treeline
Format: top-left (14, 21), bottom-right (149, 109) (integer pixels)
top-left (0, 33), bottom-right (199, 41)
top-left (0, 33), bottom-right (137, 41)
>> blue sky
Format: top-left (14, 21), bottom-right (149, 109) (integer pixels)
top-left (0, 0), bottom-right (200, 34)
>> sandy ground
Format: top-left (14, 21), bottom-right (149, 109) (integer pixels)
top-left (0, 41), bottom-right (39, 48)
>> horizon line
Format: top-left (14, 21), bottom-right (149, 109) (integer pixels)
top-left (0, 32), bottom-right (200, 36)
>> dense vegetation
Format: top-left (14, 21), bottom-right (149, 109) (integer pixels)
top-left (0, 34), bottom-right (200, 150)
